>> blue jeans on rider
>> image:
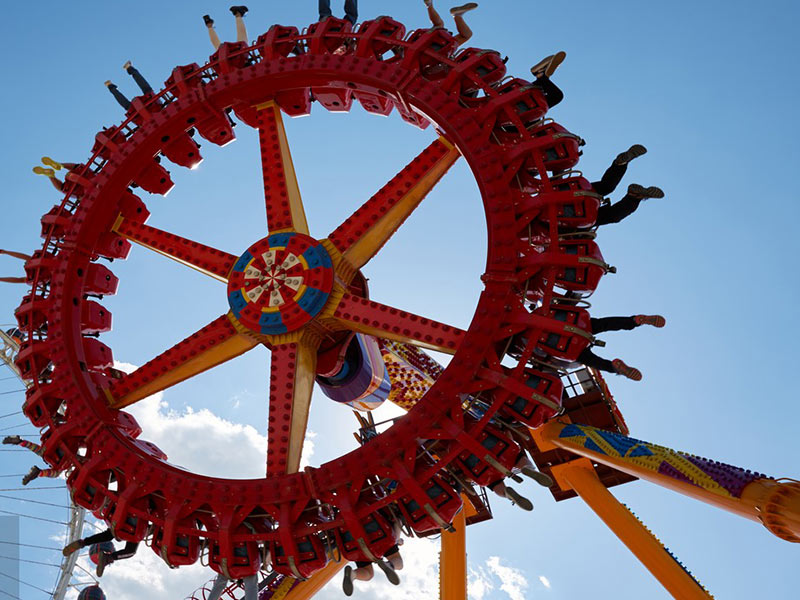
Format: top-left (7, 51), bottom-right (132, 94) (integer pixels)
top-left (319, 0), bottom-right (358, 25)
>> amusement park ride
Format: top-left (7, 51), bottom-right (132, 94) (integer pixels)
top-left (4, 12), bottom-right (799, 600)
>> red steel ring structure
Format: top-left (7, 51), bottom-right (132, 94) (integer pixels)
top-left (15, 17), bottom-right (608, 581)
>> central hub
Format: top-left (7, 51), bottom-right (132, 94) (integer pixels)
top-left (227, 233), bottom-right (334, 335)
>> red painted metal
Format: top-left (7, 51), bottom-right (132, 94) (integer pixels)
top-left (257, 106), bottom-right (305, 233)
top-left (107, 315), bottom-right (241, 406)
top-left (334, 293), bottom-right (465, 353)
top-left (14, 19), bottom-right (608, 580)
top-left (327, 138), bottom-right (454, 256)
top-left (115, 218), bottom-right (238, 282)
top-left (266, 342), bottom-right (315, 477)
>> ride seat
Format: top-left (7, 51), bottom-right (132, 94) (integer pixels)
top-left (81, 301), bottom-right (112, 335)
top-left (84, 263), bottom-right (119, 296)
top-left (355, 16), bottom-right (406, 59)
top-left (397, 472), bottom-right (463, 535)
top-left (22, 382), bottom-right (63, 427)
top-left (257, 25), bottom-right (301, 59)
top-left (441, 48), bottom-right (506, 97)
top-left (453, 421), bottom-right (521, 487)
top-left (500, 368), bottom-right (563, 428)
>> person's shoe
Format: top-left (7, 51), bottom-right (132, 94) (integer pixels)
top-left (230, 5), bottom-right (248, 17)
top-left (628, 184), bottom-right (664, 199)
top-left (122, 60), bottom-right (132, 71)
top-left (96, 551), bottom-right (111, 577)
top-left (342, 565), bottom-right (354, 596)
top-left (41, 157), bottom-right (63, 171)
top-left (424, 0), bottom-right (433, 6)
top-left (614, 144), bottom-right (647, 165)
top-left (634, 314), bottom-right (666, 328)
top-left (530, 54), bottom-right (554, 78)
top-left (376, 559), bottom-right (401, 585)
top-left (32, 166), bottom-right (55, 177)
top-left (2, 435), bottom-right (21, 445)
top-left (62, 540), bottom-right (82, 557)
top-left (203, 15), bottom-right (214, 27)
top-left (521, 465), bottom-right (554, 488)
top-left (450, 2), bottom-right (478, 16)
top-left (22, 466), bottom-right (40, 486)
top-left (504, 486), bottom-right (533, 511)
top-left (104, 80), bottom-right (113, 88)
top-left (544, 50), bottom-right (566, 77)
top-left (613, 359), bottom-right (642, 381)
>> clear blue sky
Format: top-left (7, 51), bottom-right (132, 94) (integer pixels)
top-left (1, 1), bottom-right (798, 599)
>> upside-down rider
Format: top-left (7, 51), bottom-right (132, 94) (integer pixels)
top-left (62, 528), bottom-right (141, 577)
top-left (2, 435), bottom-right (63, 485)
top-left (204, 5), bottom-right (249, 50)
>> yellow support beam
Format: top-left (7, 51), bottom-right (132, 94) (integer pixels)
top-left (550, 459), bottom-right (714, 600)
top-left (439, 509), bottom-right (467, 600)
top-left (281, 560), bottom-right (346, 600)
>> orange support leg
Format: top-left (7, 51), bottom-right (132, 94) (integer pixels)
top-left (439, 509), bottom-right (467, 600)
top-left (281, 560), bottom-right (346, 600)
top-left (551, 459), bottom-right (714, 600)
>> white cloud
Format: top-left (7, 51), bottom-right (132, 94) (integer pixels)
top-left (469, 566), bottom-right (495, 600)
top-left (62, 362), bottom-right (320, 598)
top-left (114, 361), bottom-right (315, 478)
top-left (71, 537), bottom-right (214, 600)
top-left (539, 574), bottom-right (551, 589)
top-left (486, 556), bottom-right (530, 600)
top-left (315, 537), bottom-right (441, 600)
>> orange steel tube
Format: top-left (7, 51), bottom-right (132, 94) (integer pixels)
top-left (281, 560), bottom-right (346, 600)
top-left (551, 459), bottom-right (713, 600)
top-left (538, 421), bottom-right (800, 541)
top-left (439, 509), bottom-right (467, 600)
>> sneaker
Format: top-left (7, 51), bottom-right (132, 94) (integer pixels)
top-left (634, 314), bottom-right (666, 328)
top-left (545, 51), bottom-right (566, 77)
top-left (342, 565), bottom-right (354, 597)
top-left (612, 359), bottom-right (642, 381)
top-left (230, 5), bottom-right (248, 16)
top-left (203, 15), bottom-right (214, 27)
top-left (530, 54), bottom-right (554, 78)
top-left (96, 551), bottom-right (111, 577)
top-left (627, 184), bottom-right (664, 200)
top-left (32, 166), bottom-right (55, 177)
top-left (376, 560), bottom-right (401, 585)
top-left (450, 2), bottom-right (478, 16)
top-left (530, 51), bottom-right (566, 78)
top-left (614, 144), bottom-right (647, 165)
top-left (2, 435), bottom-right (21, 445)
top-left (424, 0), bottom-right (433, 6)
top-left (62, 540), bottom-right (82, 557)
top-left (521, 465), bottom-right (554, 488)
top-left (41, 157), bottom-right (63, 171)
top-left (22, 466), bottom-right (40, 486)
top-left (103, 80), bottom-right (113, 88)
top-left (504, 486), bottom-right (533, 511)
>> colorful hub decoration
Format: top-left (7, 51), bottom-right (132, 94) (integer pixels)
top-left (227, 233), bottom-right (334, 335)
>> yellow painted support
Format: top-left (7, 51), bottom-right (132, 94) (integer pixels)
top-left (281, 560), bottom-right (346, 600)
top-left (439, 509), bottom-right (467, 600)
top-left (255, 100), bottom-right (309, 235)
top-left (551, 459), bottom-right (714, 600)
top-left (108, 321), bottom-right (258, 409)
top-left (342, 138), bottom-right (461, 271)
top-left (286, 336), bottom-right (319, 474)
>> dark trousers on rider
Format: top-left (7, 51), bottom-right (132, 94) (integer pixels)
top-left (592, 162), bottom-right (642, 226)
top-left (319, 0), bottom-right (358, 25)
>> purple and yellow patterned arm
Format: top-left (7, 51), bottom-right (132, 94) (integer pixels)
top-left (537, 421), bottom-right (800, 543)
